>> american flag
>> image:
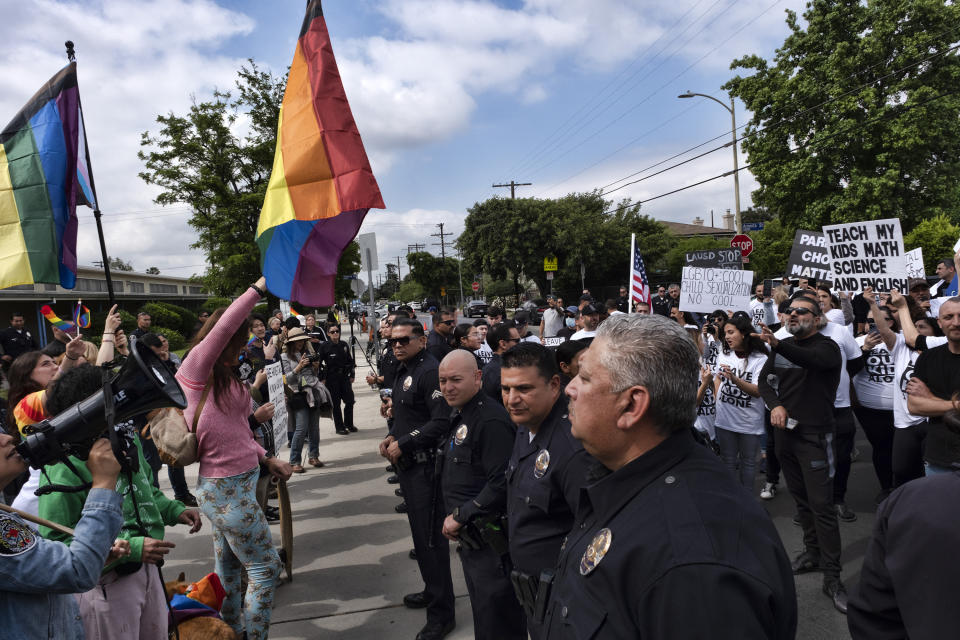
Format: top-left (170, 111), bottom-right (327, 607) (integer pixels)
top-left (631, 244), bottom-right (651, 307)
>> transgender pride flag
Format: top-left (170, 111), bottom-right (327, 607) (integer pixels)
top-left (0, 61), bottom-right (96, 290)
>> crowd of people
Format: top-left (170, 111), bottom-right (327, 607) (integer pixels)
top-left (2, 254), bottom-right (959, 639)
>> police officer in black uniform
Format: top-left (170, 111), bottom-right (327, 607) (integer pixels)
top-left (426, 307), bottom-right (456, 362)
top-left (0, 312), bottom-right (37, 370)
top-left (541, 314), bottom-right (796, 639)
top-left (480, 321), bottom-right (519, 405)
top-left (500, 343), bottom-right (593, 639)
top-left (437, 350), bottom-right (526, 640)
top-left (379, 318), bottom-right (456, 640)
top-left (318, 323), bottom-right (356, 434)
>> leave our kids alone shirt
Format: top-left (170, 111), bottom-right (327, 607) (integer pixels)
top-left (714, 350), bottom-right (767, 436)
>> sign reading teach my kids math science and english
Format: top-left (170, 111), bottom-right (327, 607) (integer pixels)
top-left (822, 219), bottom-right (908, 293)
top-left (679, 266), bottom-right (754, 314)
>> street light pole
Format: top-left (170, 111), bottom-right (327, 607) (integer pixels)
top-left (678, 91), bottom-right (742, 234)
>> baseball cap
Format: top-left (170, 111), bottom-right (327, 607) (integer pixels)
top-left (580, 304), bottom-right (599, 315)
top-left (565, 306), bottom-right (579, 315)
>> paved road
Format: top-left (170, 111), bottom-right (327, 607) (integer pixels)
top-left (161, 338), bottom-right (879, 639)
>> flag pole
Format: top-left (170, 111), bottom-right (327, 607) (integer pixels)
top-left (66, 40), bottom-right (115, 307)
top-left (628, 233), bottom-right (635, 314)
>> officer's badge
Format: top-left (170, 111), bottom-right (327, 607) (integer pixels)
top-left (454, 425), bottom-right (468, 445)
top-left (403, 375), bottom-right (413, 391)
top-left (0, 514), bottom-right (37, 556)
top-left (579, 528), bottom-right (612, 576)
top-left (533, 449), bottom-right (550, 478)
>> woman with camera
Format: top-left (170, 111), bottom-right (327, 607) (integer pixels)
top-left (176, 276), bottom-right (292, 640)
top-left (281, 328), bottom-right (327, 471)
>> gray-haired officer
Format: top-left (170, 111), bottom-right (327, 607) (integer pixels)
top-left (542, 314), bottom-right (797, 638)
top-left (379, 318), bottom-right (455, 640)
top-left (438, 350), bottom-right (526, 640)
top-left (501, 343), bottom-right (593, 639)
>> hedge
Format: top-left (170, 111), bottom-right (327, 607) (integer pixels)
top-left (201, 297), bottom-right (232, 313)
top-left (148, 326), bottom-right (187, 351)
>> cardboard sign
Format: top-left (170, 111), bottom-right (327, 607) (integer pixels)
top-left (679, 266), bottom-right (754, 314)
top-left (905, 247), bottom-right (925, 279)
top-left (786, 230), bottom-right (832, 282)
top-left (822, 219), bottom-right (909, 293)
top-left (543, 336), bottom-right (566, 347)
top-left (684, 248), bottom-right (742, 270)
top-left (265, 361), bottom-right (288, 451)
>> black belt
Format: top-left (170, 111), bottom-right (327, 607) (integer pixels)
top-left (396, 449), bottom-right (434, 471)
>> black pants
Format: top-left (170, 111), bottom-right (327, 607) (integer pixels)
top-left (853, 406), bottom-right (894, 492)
top-left (326, 373), bottom-right (355, 431)
top-left (892, 422), bottom-right (927, 487)
top-left (398, 463), bottom-right (455, 626)
top-left (776, 427), bottom-right (842, 577)
top-left (764, 410), bottom-right (781, 485)
top-left (832, 407), bottom-right (856, 504)
top-left (458, 545), bottom-right (526, 640)
top-left (168, 465), bottom-right (191, 499)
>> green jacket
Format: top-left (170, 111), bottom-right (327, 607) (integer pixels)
top-left (38, 434), bottom-right (187, 572)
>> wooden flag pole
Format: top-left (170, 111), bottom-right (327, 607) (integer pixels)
top-left (0, 502), bottom-right (76, 536)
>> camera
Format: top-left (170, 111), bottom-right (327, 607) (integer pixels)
top-left (306, 353), bottom-right (322, 363)
top-left (16, 337), bottom-right (187, 469)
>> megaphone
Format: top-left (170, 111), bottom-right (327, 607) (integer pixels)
top-left (16, 336), bottom-right (188, 468)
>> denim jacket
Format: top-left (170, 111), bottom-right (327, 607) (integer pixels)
top-left (0, 488), bottom-right (123, 639)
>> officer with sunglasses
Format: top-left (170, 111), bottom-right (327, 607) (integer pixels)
top-left (427, 307), bottom-right (457, 362)
top-left (318, 323), bottom-right (356, 435)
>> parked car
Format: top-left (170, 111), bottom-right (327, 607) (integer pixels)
top-left (465, 299), bottom-right (489, 318)
top-left (408, 301), bottom-right (422, 311)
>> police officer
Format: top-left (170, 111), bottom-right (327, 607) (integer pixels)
top-left (481, 321), bottom-right (519, 405)
top-left (368, 313), bottom-right (401, 391)
top-left (318, 323), bottom-right (357, 435)
top-left (438, 350), bottom-right (526, 640)
top-left (379, 318), bottom-right (455, 640)
top-left (542, 314), bottom-right (797, 638)
top-left (501, 343), bottom-right (592, 639)
top-left (0, 312), bottom-right (37, 370)
top-left (426, 307), bottom-right (456, 362)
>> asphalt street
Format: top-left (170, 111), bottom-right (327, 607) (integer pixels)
top-left (161, 335), bottom-right (878, 639)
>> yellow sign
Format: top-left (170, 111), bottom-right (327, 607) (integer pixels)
top-left (543, 256), bottom-right (558, 272)
top-left (440, 287), bottom-right (446, 296)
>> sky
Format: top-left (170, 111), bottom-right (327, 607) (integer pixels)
top-left (0, 0), bottom-right (810, 289)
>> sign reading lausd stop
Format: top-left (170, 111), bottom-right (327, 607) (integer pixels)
top-left (731, 234), bottom-right (754, 258)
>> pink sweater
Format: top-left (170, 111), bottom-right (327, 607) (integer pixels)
top-left (176, 288), bottom-right (265, 478)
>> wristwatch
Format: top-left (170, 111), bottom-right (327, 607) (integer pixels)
top-left (452, 507), bottom-right (463, 524)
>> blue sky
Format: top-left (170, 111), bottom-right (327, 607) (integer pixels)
top-left (0, 0), bottom-right (808, 286)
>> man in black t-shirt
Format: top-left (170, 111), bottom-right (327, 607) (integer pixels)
top-left (908, 297), bottom-right (960, 473)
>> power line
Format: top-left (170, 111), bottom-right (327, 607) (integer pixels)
top-left (492, 180), bottom-right (532, 199)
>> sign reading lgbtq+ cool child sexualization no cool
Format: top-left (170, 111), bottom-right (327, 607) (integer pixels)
top-left (680, 267), bottom-right (754, 314)
top-left (822, 218), bottom-right (908, 293)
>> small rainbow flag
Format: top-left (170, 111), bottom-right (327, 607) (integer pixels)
top-left (246, 332), bottom-right (259, 347)
top-left (289, 305), bottom-right (301, 317)
top-left (256, 0), bottom-right (384, 307)
top-left (41, 305), bottom-right (75, 331)
top-left (73, 301), bottom-right (90, 328)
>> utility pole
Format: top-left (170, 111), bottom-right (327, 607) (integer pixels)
top-left (492, 180), bottom-right (532, 199)
top-left (395, 256), bottom-right (403, 281)
top-left (407, 243), bottom-right (425, 255)
top-left (431, 223), bottom-right (454, 305)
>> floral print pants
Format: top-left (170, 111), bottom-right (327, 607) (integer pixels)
top-left (197, 467), bottom-right (281, 640)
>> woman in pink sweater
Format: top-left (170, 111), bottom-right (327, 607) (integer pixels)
top-left (176, 276), bottom-right (291, 640)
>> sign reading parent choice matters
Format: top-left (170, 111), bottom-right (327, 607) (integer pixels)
top-left (679, 266), bottom-right (754, 314)
top-left (786, 230), bottom-right (832, 282)
top-left (265, 361), bottom-right (288, 451)
top-left (822, 218), bottom-right (909, 293)
top-left (685, 248), bottom-right (742, 270)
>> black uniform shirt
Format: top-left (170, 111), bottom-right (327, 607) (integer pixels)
top-left (391, 350), bottom-right (450, 452)
top-left (543, 429), bottom-right (797, 639)
top-left (426, 330), bottom-right (453, 362)
top-left (379, 345), bottom-right (400, 388)
top-left (318, 340), bottom-right (355, 378)
top-left (506, 395), bottom-right (592, 576)
top-left (441, 392), bottom-right (516, 521)
top-left (0, 326), bottom-right (37, 360)
top-left (480, 354), bottom-right (503, 405)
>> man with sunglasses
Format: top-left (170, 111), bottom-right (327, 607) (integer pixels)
top-left (481, 321), bottom-right (521, 406)
top-left (318, 324), bottom-right (356, 435)
top-left (379, 319), bottom-right (455, 640)
top-left (427, 307), bottom-right (457, 362)
top-left (756, 295), bottom-right (848, 613)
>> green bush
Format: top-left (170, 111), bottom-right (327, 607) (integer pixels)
top-left (252, 303), bottom-right (269, 318)
top-left (118, 309), bottom-right (137, 333)
top-left (143, 301), bottom-right (196, 336)
top-left (202, 297), bottom-right (232, 313)
top-left (149, 326), bottom-right (186, 350)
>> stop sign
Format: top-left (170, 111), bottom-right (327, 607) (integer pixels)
top-left (471, 281), bottom-right (480, 292)
top-left (731, 234), bottom-right (753, 258)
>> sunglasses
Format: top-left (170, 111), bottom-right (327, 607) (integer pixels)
top-left (786, 307), bottom-right (815, 316)
top-left (328, 330), bottom-right (340, 334)
top-left (438, 319), bottom-right (455, 326)
top-left (503, 337), bottom-right (520, 344)
top-left (387, 336), bottom-right (412, 346)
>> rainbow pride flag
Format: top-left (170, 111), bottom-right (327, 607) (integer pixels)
top-left (256, 0), bottom-right (384, 307)
top-left (0, 61), bottom-right (96, 291)
top-left (41, 305), bottom-right (75, 331)
top-left (74, 301), bottom-right (91, 328)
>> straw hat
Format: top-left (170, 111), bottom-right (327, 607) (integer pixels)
top-left (285, 327), bottom-right (312, 343)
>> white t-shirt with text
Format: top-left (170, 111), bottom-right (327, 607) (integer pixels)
top-left (892, 334), bottom-right (949, 428)
top-left (853, 335), bottom-right (895, 411)
top-left (714, 350), bottom-right (768, 436)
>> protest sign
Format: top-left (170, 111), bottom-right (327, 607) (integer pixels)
top-left (684, 248), bottom-right (742, 270)
top-left (265, 361), bottom-right (288, 451)
top-left (822, 219), bottom-right (909, 293)
top-left (904, 247), bottom-right (925, 279)
top-left (786, 230), bottom-right (832, 282)
top-left (679, 266), bottom-right (754, 314)
top-left (543, 336), bottom-right (566, 347)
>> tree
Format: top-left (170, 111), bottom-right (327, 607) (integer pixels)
top-left (139, 60), bottom-right (286, 297)
top-left (405, 252), bottom-right (471, 302)
top-left (107, 256), bottom-right (133, 271)
top-left (725, 0), bottom-right (960, 231)
top-left (333, 241), bottom-right (362, 302)
top-left (904, 215), bottom-right (960, 275)
top-left (145, 266), bottom-right (161, 275)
